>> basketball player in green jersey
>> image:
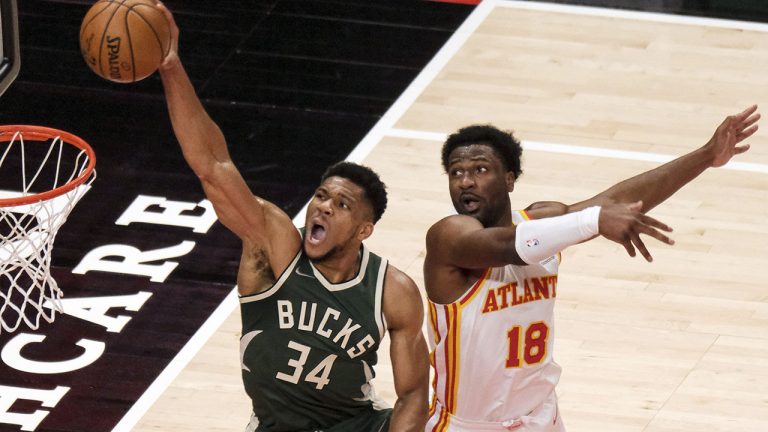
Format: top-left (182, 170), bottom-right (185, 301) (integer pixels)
top-left (155, 3), bottom-right (429, 431)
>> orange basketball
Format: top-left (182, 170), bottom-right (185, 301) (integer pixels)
top-left (79, 0), bottom-right (171, 83)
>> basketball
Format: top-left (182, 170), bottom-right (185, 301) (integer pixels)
top-left (79, 0), bottom-right (171, 83)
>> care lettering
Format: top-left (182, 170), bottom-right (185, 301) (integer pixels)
top-left (0, 195), bottom-right (214, 431)
top-left (0, 385), bottom-right (69, 431)
top-left (73, 195), bottom-right (217, 281)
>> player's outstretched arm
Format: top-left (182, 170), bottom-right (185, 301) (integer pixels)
top-left (428, 202), bottom-right (674, 271)
top-left (384, 267), bottom-right (429, 431)
top-left (425, 204), bottom-right (675, 303)
top-left (156, 2), bottom-right (229, 183)
top-left (154, 2), bottom-right (300, 294)
top-left (572, 105), bottom-right (759, 213)
top-left (524, 106), bottom-right (755, 263)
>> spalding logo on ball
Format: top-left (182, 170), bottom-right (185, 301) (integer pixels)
top-left (80, 0), bottom-right (171, 83)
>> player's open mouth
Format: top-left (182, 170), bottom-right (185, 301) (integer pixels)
top-left (462, 196), bottom-right (480, 212)
top-left (308, 223), bottom-right (327, 245)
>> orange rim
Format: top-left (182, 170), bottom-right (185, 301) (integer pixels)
top-left (0, 125), bottom-right (96, 207)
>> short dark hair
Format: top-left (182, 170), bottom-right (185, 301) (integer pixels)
top-left (321, 161), bottom-right (387, 223)
top-left (442, 125), bottom-right (523, 180)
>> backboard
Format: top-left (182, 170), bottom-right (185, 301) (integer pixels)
top-left (0, 0), bottom-right (19, 97)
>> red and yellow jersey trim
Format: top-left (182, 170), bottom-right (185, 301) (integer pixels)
top-left (428, 267), bottom-right (492, 428)
top-left (459, 267), bottom-right (491, 306)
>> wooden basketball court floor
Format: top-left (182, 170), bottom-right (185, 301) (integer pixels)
top-left (2, 1), bottom-right (766, 431)
top-left (118, 1), bottom-right (768, 431)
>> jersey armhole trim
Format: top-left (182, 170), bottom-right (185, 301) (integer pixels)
top-left (375, 258), bottom-right (388, 339)
top-left (459, 267), bottom-right (491, 306)
top-left (239, 249), bottom-right (302, 303)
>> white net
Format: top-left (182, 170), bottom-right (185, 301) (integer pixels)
top-left (0, 128), bottom-right (95, 333)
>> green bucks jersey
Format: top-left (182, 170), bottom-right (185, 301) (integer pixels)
top-left (239, 240), bottom-right (390, 431)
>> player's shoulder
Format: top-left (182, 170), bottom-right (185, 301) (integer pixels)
top-left (258, 196), bottom-right (293, 220)
top-left (523, 201), bottom-right (569, 220)
top-left (427, 213), bottom-right (483, 239)
top-left (432, 213), bottom-right (480, 226)
top-left (382, 264), bottom-right (423, 328)
top-left (259, 198), bottom-right (300, 239)
top-left (383, 264), bottom-right (418, 293)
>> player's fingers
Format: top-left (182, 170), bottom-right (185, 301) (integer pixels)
top-left (737, 124), bottom-right (759, 142)
top-left (736, 104), bottom-right (758, 121)
top-left (156, 2), bottom-right (178, 29)
top-left (734, 144), bottom-right (751, 155)
top-left (155, 1), bottom-right (179, 66)
top-left (741, 112), bottom-right (760, 129)
top-left (630, 232), bottom-right (653, 262)
top-left (636, 223), bottom-right (675, 245)
top-left (621, 239), bottom-right (636, 258)
top-left (637, 214), bottom-right (673, 233)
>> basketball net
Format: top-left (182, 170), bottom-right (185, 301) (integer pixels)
top-left (0, 126), bottom-right (96, 333)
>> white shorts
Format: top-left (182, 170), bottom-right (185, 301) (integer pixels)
top-left (425, 390), bottom-right (565, 432)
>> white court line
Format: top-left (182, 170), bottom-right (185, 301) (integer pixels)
top-left (112, 2), bottom-right (498, 431)
top-left (387, 128), bottom-right (768, 174)
top-left (293, 0), bottom-right (498, 224)
top-left (497, 0), bottom-right (768, 32)
top-left (112, 289), bottom-right (239, 432)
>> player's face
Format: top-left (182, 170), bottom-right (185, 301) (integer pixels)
top-left (304, 176), bottom-right (374, 262)
top-left (447, 144), bottom-right (514, 227)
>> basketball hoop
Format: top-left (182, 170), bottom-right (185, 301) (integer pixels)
top-left (0, 125), bottom-right (96, 333)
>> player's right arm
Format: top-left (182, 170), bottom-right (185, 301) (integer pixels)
top-left (155, 2), bottom-right (300, 293)
top-left (527, 106), bottom-right (759, 219)
top-left (425, 204), bottom-right (673, 303)
top-left (426, 214), bottom-right (525, 270)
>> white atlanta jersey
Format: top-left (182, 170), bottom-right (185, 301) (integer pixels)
top-left (426, 210), bottom-right (565, 432)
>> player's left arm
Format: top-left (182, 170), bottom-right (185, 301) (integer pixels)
top-left (383, 266), bottom-right (429, 431)
top-left (524, 106), bottom-right (757, 258)
top-left (568, 104), bottom-right (759, 213)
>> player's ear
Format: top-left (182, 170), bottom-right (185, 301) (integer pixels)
top-left (357, 221), bottom-right (374, 241)
top-left (506, 171), bottom-right (515, 192)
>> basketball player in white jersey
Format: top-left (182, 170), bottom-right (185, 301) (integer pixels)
top-left (424, 105), bottom-right (760, 432)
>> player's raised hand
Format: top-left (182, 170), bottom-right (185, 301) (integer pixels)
top-left (706, 104), bottom-right (760, 168)
top-left (598, 201), bottom-right (674, 262)
top-left (155, 1), bottom-right (180, 69)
